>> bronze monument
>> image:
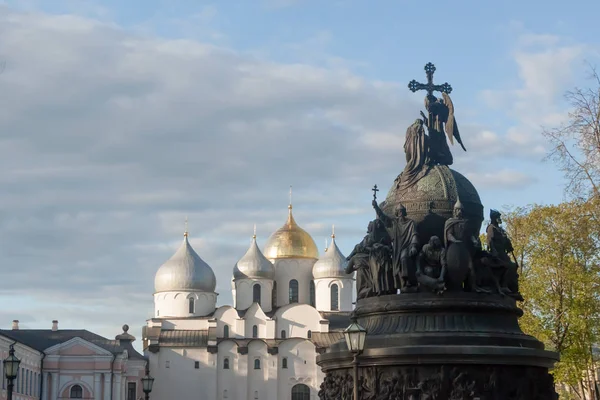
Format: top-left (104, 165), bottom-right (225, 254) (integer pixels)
top-left (318, 63), bottom-right (558, 399)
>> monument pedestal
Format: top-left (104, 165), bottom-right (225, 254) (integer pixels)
top-left (317, 293), bottom-right (559, 399)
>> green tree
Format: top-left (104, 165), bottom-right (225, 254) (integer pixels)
top-left (503, 201), bottom-right (600, 399)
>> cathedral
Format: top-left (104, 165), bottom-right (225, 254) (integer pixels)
top-left (142, 201), bottom-right (354, 400)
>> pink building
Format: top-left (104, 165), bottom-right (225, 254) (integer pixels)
top-left (0, 320), bottom-right (147, 400)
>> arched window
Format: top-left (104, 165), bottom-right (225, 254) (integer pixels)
top-left (223, 325), bottom-right (229, 338)
top-left (282, 357), bottom-right (288, 369)
top-left (223, 389), bottom-right (228, 398)
top-left (291, 383), bottom-right (310, 400)
top-left (254, 391), bottom-right (259, 399)
top-left (254, 359), bottom-right (261, 369)
top-left (223, 358), bottom-right (230, 369)
top-left (309, 281), bottom-right (315, 307)
top-left (188, 297), bottom-right (195, 314)
top-left (281, 330), bottom-right (286, 339)
top-left (307, 330), bottom-right (312, 339)
top-left (70, 384), bottom-right (83, 398)
top-left (252, 325), bottom-right (258, 338)
top-left (331, 284), bottom-right (339, 311)
top-left (272, 281), bottom-right (277, 307)
top-left (253, 284), bottom-right (261, 306)
top-left (289, 279), bottom-right (299, 303)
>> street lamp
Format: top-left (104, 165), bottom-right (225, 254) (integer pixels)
top-left (344, 319), bottom-right (367, 400)
top-left (3, 344), bottom-right (21, 400)
top-left (141, 365), bottom-right (154, 400)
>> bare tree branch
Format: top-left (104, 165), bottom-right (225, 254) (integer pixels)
top-left (543, 64), bottom-right (600, 201)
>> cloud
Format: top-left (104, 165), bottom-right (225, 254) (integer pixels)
top-left (0, 7), bottom-right (554, 347)
top-left (465, 169), bottom-right (537, 189)
top-left (475, 29), bottom-right (598, 175)
top-left (0, 6), bottom-right (423, 341)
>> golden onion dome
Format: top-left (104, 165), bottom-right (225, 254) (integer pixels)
top-left (263, 205), bottom-right (319, 260)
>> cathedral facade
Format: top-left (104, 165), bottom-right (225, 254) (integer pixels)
top-left (142, 203), bottom-right (354, 400)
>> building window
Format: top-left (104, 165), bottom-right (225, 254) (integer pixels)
top-left (307, 330), bottom-right (312, 339)
top-left (165, 360), bottom-right (170, 368)
top-left (127, 382), bottom-right (136, 400)
top-left (291, 383), bottom-right (310, 400)
top-left (26, 370), bottom-right (29, 395)
top-left (254, 390), bottom-right (259, 399)
top-left (310, 281), bottom-right (315, 307)
top-left (224, 325), bottom-right (229, 338)
top-left (253, 284), bottom-right (261, 306)
top-left (331, 284), bottom-right (339, 311)
top-left (272, 281), bottom-right (277, 307)
top-left (254, 359), bottom-right (261, 369)
top-left (188, 297), bottom-right (195, 313)
top-left (289, 279), bottom-right (299, 303)
top-left (223, 358), bottom-right (230, 369)
top-left (194, 361), bottom-right (200, 369)
top-left (252, 325), bottom-right (258, 338)
top-left (282, 357), bottom-right (288, 369)
top-left (70, 384), bottom-right (83, 398)
top-left (223, 389), bottom-right (228, 398)
top-left (281, 330), bottom-right (286, 339)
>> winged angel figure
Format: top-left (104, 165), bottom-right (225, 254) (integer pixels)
top-left (420, 92), bottom-right (466, 166)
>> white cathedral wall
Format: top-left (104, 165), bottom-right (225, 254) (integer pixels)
top-left (235, 279), bottom-right (274, 312)
top-left (154, 291), bottom-right (217, 318)
top-left (314, 278), bottom-right (354, 312)
top-left (147, 347), bottom-right (217, 400)
top-left (273, 258), bottom-right (316, 307)
top-left (214, 306), bottom-right (242, 338)
top-left (156, 318), bottom-right (212, 331)
top-left (275, 304), bottom-right (324, 338)
top-left (278, 340), bottom-right (320, 400)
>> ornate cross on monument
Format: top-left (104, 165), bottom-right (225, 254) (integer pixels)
top-left (408, 62), bottom-right (452, 97)
top-left (372, 184), bottom-right (379, 201)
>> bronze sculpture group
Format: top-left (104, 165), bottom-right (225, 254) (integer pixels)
top-left (344, 63), bottom-right (521, 301)
top-left (345, 200), bottom-right (522, 300)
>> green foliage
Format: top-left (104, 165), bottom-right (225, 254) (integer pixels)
top-left (503, 199), bottom-right (600, 397)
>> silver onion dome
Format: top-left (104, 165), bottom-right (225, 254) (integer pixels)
top-left (154, 232), bottom-right (217, 293)
top-left (312, 229), bottom-right (350, 279)
top-left (233, 232), bottom-right (275, 281)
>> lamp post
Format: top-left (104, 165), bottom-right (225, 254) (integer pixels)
top-left (141, 365), bottom-right (154, 400)
top-left (343, 319), bottom-right (367, 400)
top-left (3, 344), bottom-right (21, 400)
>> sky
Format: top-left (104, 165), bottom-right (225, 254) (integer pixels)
top-left (0, 0), bottom-right (598, 349)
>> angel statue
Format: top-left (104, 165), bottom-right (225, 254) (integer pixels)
top-left (408, 63), bottom-right (467, 166)
top-left (420, 92), bottom-right (466, 166)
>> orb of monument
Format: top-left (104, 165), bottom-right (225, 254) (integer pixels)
top-left (380, 165), bottom-right (484, 246)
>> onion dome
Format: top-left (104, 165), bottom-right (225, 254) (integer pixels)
top-left (263, 204), bottom-right (319, 259)
top-left (233, 228), bottom-right (275, 281)
top-left (154, 231), bottom-right (217, 293)
top-left (312, 226), bottom-right (349, 279)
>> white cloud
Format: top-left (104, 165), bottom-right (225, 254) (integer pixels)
top-left (0, 8), bottom-right (552, 344)
top-left (465, 169), bottom-right (536, 189)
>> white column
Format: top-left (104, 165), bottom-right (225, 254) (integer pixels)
top-left (103, 374), bottom-right (111, 400)
top-left (41, 373), bottom-right (47, 400)
top-left (114, 373), bottom-right (122, 400)
top-left (94, 373), bottom-right (102, 400)
top-left (51, 372), bottom-right (60, 400)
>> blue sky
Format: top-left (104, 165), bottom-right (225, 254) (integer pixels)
top-left (0, 0), bottom-right (598, 344)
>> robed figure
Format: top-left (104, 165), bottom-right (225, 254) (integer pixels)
top-left (372, 200), bottom-right (419, 292)
top-left (443, 200), bottom-right (486, 292)
top-left (486, 209), bottom-right (522, 300)
top-left (346, 219), bottom-right (392, 298)
top-left (398, 119), bottom-right (430, 191)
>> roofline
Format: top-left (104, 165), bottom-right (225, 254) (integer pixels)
top-left (153, 290), bottom-right (219, 295)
